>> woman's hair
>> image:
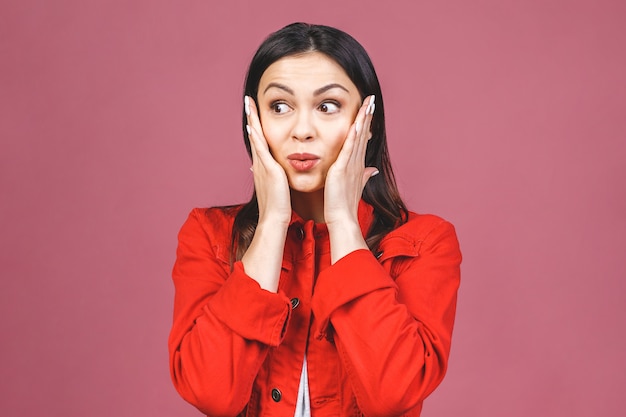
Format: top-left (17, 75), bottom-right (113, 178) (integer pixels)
top-left (229, 22), bottom-right (408, 262)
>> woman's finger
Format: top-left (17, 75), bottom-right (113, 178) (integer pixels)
top-left (245, 96), bottom-right (275, 169)
top-left (353, 95), bottom-right (375, 165)
top-left (334, 96), bottom-right (371, 168)
top-left (246, 96), bottom-right (267, 149)
top-left (247, 123), bottom-right (277, 171)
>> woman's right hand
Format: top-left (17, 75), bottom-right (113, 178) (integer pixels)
top-left (245, 96), bottom-right (292, 226)
top-left (242, 96), bottom-right (291, 292)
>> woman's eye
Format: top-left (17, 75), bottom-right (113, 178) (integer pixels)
top-left (271, 102), bottom-right (290, 114)
top-left (319, 102), bottom-right (340, 113)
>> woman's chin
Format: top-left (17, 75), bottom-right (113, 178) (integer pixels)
top-left (288, 177), bottom-right (324, 195)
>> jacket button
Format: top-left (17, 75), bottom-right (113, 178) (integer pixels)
top-left (271, 388), bottom-right (282, 402)
top-left (296, 227), bottom-right (305, 240)
top-left (290, 298), bottom-right (300, 309)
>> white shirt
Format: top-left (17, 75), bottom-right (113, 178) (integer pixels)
top-left (293, 356), bottom-right (311, 417)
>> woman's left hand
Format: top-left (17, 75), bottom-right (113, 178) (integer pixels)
top-left (324, 95), bottom-right (378, 262)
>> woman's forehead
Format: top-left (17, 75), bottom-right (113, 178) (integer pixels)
top-left (259, 52), bottom-right (356, 94)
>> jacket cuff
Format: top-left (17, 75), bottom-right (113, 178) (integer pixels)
top-left (312, 249), bottom-right (397, 339)
top-left (207, 261), bottom-right (291, 346)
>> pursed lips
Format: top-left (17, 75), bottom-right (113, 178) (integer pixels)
top-left (287, 153), bottom-right (320, 171)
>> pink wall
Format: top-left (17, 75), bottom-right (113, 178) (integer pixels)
top-left (1, 1), bottom-right (624, 415)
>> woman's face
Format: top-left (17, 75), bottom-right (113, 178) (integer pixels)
top-left (257, 52), bottom-right (362, 194)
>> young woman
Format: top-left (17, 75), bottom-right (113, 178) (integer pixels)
top-left (169, 23), bottom-right (462, 417)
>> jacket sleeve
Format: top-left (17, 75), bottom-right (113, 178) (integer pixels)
top-left (168, 209), bottom-right (292, 417)
top-left (311, 218), bottom-right (461, 417)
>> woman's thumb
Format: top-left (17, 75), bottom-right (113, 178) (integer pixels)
top-left (362, 167), bottom-right (380, 186)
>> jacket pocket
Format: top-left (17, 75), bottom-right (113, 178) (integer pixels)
top-left (376, 235), bottom-right (420, 279)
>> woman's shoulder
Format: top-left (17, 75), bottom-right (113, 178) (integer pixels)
top-left (195, 204), bottom-right (245, 222)
top-left (386, 210), bottom-right (459, 246)
top-left (180, 204), bottom-right (245, 239)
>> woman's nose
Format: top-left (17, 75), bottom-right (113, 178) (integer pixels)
top-left (291, 111), bottom-right (315, 141)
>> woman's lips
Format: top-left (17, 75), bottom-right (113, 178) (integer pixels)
top-left (287, 153), bottom-right (320, 172)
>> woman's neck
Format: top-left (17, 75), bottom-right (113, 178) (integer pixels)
top-left (290, 189), bottom-right (325, 224)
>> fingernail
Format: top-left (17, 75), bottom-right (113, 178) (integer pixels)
top-left (370, 95), bottom-right (376, 106)
top-left (355, 121), bottom-right (361, 134)
top-left (249, 166), bottom-right (253, 172)
top-left (246, 124), bottom-right (251, 135)
top-left (244, 96), bottom-right (250, 116)
top-left (371, 170), bottom-right (380, 177)
top-left (369, 103), bottom-right (376, 115)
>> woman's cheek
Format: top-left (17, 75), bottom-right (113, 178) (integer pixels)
top-left (323, 136), bottom-right (345, 165)
top-left (261, 125), bottom-right (282, 153)
top-left (332, 124), bottom-right (351, 151)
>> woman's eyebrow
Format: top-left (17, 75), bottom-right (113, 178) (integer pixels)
top-left (263, 82), bottom-right (350, 96)
top-left (313, 83), bottom-right (349, 96)
top-left (263, 82), bottom-right (294, 95)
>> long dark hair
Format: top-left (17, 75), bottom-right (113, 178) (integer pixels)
top-left (230, 22), bottom-right (408, 262)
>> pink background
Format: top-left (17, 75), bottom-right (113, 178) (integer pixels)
top-left (1, 0), bottom-right (624, 415)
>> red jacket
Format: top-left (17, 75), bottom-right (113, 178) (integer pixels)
top-left (169, 201), bottom-right (461, 417)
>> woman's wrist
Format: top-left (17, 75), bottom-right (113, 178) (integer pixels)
top-left (242, 221), bottom-right (288, 292)
top-left (257, 215), bottom-right (291, 231)
top-left (328, 220), bottom-right (368, 264)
